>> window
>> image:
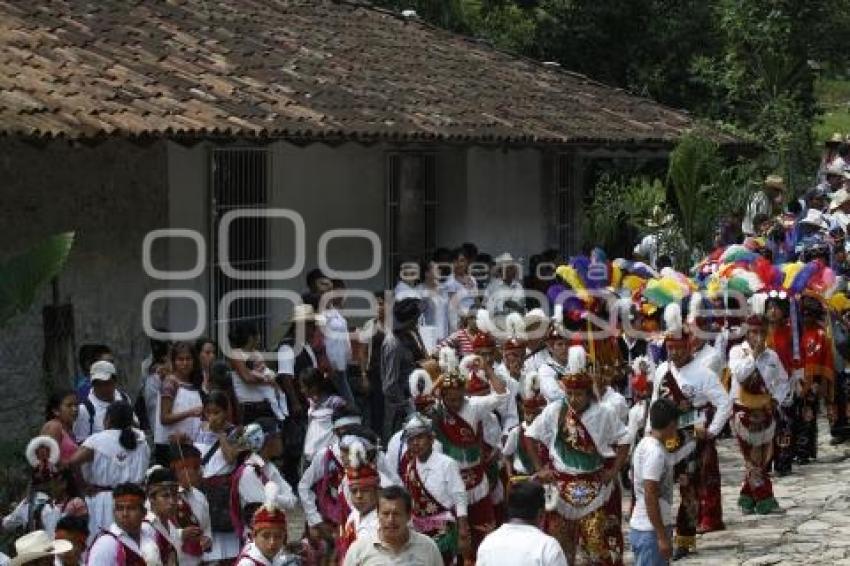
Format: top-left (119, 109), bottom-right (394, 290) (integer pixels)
top-left (385, 152), bottom-right (437, 287)
top-left (209, 147), bottom-right (270, 346)
top-left (555, 152), bottom-right (579, 256)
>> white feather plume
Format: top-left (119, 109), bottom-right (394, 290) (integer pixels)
top-left (439, 347), bottom-right (458, 374)
top-left (408, 368), bottom-right (433, 398)
top-left (553, 304), bottom-right (564, 325)
top-left (749, 292), bottom-right (768, 316)
top-left (505, 311), bottom-right (525, 339)
top-left (263, 480), bottom-right (280, 512)
top-left (459, 354), bottom-right (479, 379)
top-left (347, 439), bottom-right (367, 470)
top-left (687, 292), bottom-right (702, 324)
top-left (566, 346), bottom-right (587, 375)
top-left (476, 308), bottom-right (494, 334)
top-left (664, 302), bottom-right (682, 334)
top-left (25, 435), bottom-right (60, 468)
top-left (522, 371), bottom-right (540, 400)
top-left (544, 483), bottom-right (559, 511)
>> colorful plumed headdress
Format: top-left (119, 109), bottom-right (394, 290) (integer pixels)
top-left (436, 346), bottom-right (464, 391)
top-left (643, 268), bottom-right (694, 308)
top-left (520, 371), bottom-right (547, 413)
top-left (630, 355), bottom-right (655, 397)
top-left (252, 482), bottom-right (287, 532)
top-left (460, 354), bottom-right (490, 395)
top-left (409, 368), bottom-right (435, 412)
top-left (663, 302), bottom-right (689, 346)
top-left (561, 345), bottom-right (593, 391)
top-left (26, 435), bottom-right (60, 486)
top-left (502, 312), bottom-right (526, 353)
top-left (343, 439), bottom-right (380, 489)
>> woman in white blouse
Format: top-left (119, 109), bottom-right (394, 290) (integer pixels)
top-left (64, 401), bottom-right (150, 543)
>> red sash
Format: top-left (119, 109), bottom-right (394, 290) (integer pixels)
top-left (92, 531), bottom-right (147, 566)
top-left (435, 410), bottom-right (485, 490)
top-left (313, 449), bottom-right (348, 526)
top-left (230, 463), bottom-right (268, 542)
top-left (175, 494), bottom-right (203, 556)
top-left (144, 519), bottom-right (177, 566)
top-left (659, 369), bottom-right (689, 406)
top-left (404, 457), bottom-right (450, 520)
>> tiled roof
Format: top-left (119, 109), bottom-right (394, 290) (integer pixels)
top-left (0, 0), bottom-right (739, 145)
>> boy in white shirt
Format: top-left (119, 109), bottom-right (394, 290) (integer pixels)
top-left (629, 398), bottom-right (679, 566)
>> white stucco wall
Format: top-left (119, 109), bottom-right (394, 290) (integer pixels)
top-left (437, 146), bottom-right (546, 266)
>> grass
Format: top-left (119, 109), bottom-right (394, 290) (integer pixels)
top-left (814, 77), bottom-right (850, 142)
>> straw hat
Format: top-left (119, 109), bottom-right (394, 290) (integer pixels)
top-left (9, 531), bottom-right (72, 565)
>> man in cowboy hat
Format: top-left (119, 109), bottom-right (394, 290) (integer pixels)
top-left (742, 175), bottom-right (786, 236)
top-left (830, 188), bottom-right (850, 232)
top-left (8, 530), bottom-right (72, 565)
top-left (485, 253), bottom-right (525, 315)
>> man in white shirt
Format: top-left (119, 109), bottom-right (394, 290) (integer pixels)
top-left (443, 248), bottom-right (479, 333)
top-left (72, 361), bottom-right (133, 443)
top-left (322, 281), bottom-right (356, 406)
top-left (477, 480), bottom-right (567, 566)
top-left (400, 413), bottom-right (469, 562)
top-left (629, 398), bottom-right (678, 566)
top-left (484, 253), bottom-right (524, 315)
top-left (87, 483), bottom-right (161, 565)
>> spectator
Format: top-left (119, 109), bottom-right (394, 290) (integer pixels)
top-left (476, 480), bottom-right (567, 566)
top-left (74, 344), bottom-right (113, 401)
top-left (72, 361), bottom-right (133, 443)
top-left (443, 248), bottom-right (478, 332)
top-left (195, 337), bottom-right (218, 394)
top-left (322, 279), bottom-right (356, 407)
top-left (343, 486), bottom-right (442, 566)
top-left (381, 298), bottom-right (427, 442)
top-left (629, 398), bottom-right (679, 566)
top-left (484, 252), bottom-right (524, 315)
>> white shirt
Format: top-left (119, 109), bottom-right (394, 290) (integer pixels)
top-left (630, 436), bottom-right (675, 530)
top-left (178, 487), bottom-right (213, 566)
top-left (650, 360), bottom-right (731, 438)
top-left (235, 542), bottom-right (299, 566)
top-left (386, 430), bottom-right (442, 479)
top-left (344, 508), bottom-right (379, 543)
top-left (416, 283), bottom-right (450, 351)
top-left (526, 400), bottom-right (628, 472)
top-left (523, 347), bottom-right (550, 375)
top-left (87, 522), bottom-right (160, 565)
top-left (693, 343), bottom-right (723, 376)
top-left (599, 386), bottom-right (629, 424)
top-left (73, 390), bottom-right (128, 442)
top-left (502, 423), bottom-right (532, 475)
top-left (443, 273), bottom-right (478, 332)
top-left (537, 358), bottom-right (567, 403)
top-left (728, 343), bottom-right (791, 404)
top-left (238, 454), bottom-right (299, 511)
top-left (627, 400), bottom-right (650, 448)
top-left (230, 350), bottom-right (276, 405)
top-left (484, 278), bottom-right (524, 314)
top-left (476, 522), bottom-right (568, 566)
top-left (409, 451), bottom-right (468, 517)
top-left (323, 307), bottom-right (352, 372)
top-left (81, 428), bottom-right (150, 487)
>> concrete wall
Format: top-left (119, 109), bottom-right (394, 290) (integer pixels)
top-left (0, 138), bottom-right (169, 439)
top-left (437, 146), bottom-right (546, 267)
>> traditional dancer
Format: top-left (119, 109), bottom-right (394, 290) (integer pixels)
top-left (728, 315), bottom-right (789, 515)
top-left (431, 347), bottom-right (508, 560)
top-left (338, 439), bottom-right (380, 562)
top-left (400, 413), bottom-right (469, 565)
top-left (650, 304), bottom-right (731, 559)
top-left (526, 345), bottom-right (629, 565)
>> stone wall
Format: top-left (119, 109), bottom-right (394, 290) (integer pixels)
top-left (0, 138), bottom-right (169, 441)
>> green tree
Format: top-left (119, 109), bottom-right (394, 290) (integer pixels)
top-left (0, 232), bottom-right (75, 327)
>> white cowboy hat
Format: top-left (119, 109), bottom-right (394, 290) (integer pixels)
top-left (9, 531), bottom-right (72, 565)
top-left (494, 252), bottom-right (515, 264)
top-left (290, 304), bottom-right (325, 326)
top-left (800, 208), bottom-right (829, 231)
top-left (831, 188), bottom-right (850, 211)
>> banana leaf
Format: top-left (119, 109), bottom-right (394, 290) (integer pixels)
top-left (0, 232), bottom-right (75, 327)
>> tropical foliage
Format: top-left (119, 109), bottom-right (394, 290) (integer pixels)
top-left (0, 232), bottom-right (75, 327)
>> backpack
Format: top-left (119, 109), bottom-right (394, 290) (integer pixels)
top-left (82, 390), bottom-right (132, 437)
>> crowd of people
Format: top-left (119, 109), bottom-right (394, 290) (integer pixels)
top-left (7, 136), bottom-right (850, 565)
